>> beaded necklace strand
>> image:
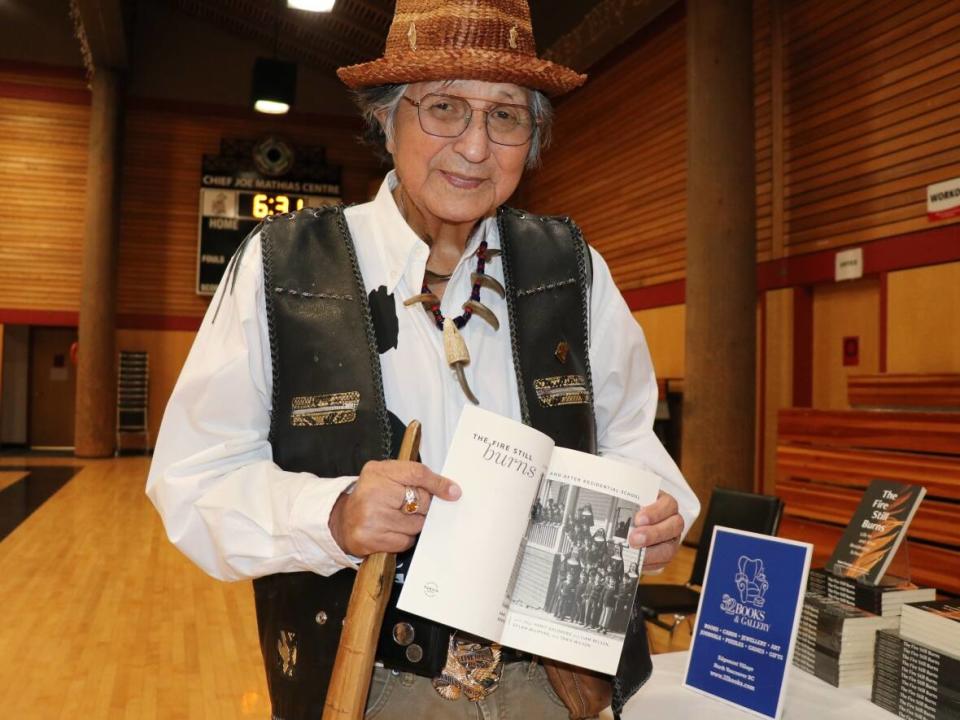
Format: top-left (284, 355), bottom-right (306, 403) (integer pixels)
top-left (423, 240), bottom-right (489, 330)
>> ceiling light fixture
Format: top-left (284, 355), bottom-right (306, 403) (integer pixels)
top-left (287, 0), bottom-right (336, 11)
top-left (252, 57), bottom-right (297, 115)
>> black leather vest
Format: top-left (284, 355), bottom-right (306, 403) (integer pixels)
top-left (250, 205), bottom-right (650, 720)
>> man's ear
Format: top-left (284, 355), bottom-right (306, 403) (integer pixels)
top-left (374, 107), bottom-right (396, 155)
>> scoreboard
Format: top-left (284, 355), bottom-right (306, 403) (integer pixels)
top-left (197, 137), bottom-right (341, 295)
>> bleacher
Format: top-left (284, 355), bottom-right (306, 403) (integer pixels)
top-left (776, 374), bottom-right (960, 595)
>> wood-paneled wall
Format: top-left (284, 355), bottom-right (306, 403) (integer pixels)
top-left (117, 104), bottom-right (384, 320)
top-left (519, 0), bottom-right (960, 289)
top-left (519, 6), bottom-right (689, 289)
top-left (0, 67), bottom-right (89, 314)
top-left (887, 261), bottom-right (960, 373)
top-left (632, 305), bottom-right (686, 378)
top-left (782, 0), bottom-right (960, 254)
top-left (0, 64), bottom-right (385, 321)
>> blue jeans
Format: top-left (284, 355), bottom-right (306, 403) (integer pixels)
top-left (365, 660), bottom-right (575, 720)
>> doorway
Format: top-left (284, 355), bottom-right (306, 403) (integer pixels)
top-left (28, 327), bottom-right (78, 449)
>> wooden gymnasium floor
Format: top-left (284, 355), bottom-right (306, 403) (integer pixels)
top-left (0, 456), bottom-right (694, 719)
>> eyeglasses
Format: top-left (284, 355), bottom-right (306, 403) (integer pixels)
top-left (401, 93), bottom-right (536, 147)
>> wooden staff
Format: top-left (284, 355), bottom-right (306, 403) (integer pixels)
top-left (322, 420), bottom-right (422, 720)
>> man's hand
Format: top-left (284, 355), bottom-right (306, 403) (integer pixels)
top-left (628, 490), bottom-right (684, 573)
top-left (329, 459), bottom-right (461, 558)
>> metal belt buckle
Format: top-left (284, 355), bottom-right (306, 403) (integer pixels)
top-left (432, 634), bottom-right (503, 702)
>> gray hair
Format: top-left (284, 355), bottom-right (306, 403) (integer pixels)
top-left (353, 83), bottom-right (554, 168)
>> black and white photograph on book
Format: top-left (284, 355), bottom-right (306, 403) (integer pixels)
top-left (508, 479), bottom-right (642, 639)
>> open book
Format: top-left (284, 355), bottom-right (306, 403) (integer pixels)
top-left (397, 405), bottom-right (661, 675)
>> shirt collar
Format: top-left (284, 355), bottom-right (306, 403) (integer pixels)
top-left (371, 171), bottom-right (428, 295)
top-left (368, 171), bottom-right (502, 295)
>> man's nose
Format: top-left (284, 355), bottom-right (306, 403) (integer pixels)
top-left (453, 110), bottom-right (492, 163)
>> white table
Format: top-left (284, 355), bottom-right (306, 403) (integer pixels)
top-left (619, 652), bottom-right (895, 720)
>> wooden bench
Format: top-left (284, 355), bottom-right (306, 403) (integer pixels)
top-left (776, 406), bottom-right (960, 595)
top-left (848, 373), bottom-right (960, 410)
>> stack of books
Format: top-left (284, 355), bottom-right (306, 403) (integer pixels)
top-left (807, 568), bottom-right (937, 616)
top-left (872, 628), bottom-right (960, 720)
top-left (900, 601), bottom-right (960, 655)
top-left (793, 593), bottom-right (899, 687)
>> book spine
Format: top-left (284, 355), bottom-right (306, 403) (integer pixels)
top-left (871, 677), bottom-right (901, 713)
top-left (815, 611), bottom-right (846, 654)
top-left (807, 568), bottom-right (827, 596)
top-left (907, 653), bottom-right (958, 694)
top-left (873, 633), bottom-right (960, 720)
top-left (894, 634), bottom-right (960, 692)
top-left (824, 575), bottom-right (858, 607)
top-left (813, 653), bottom-right (840, 687)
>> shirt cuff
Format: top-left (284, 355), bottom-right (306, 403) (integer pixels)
top-left (289, 474), bottom-right (361, 575)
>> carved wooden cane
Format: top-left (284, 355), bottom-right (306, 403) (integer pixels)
top-left (322, 420), bottom-right (422, 720)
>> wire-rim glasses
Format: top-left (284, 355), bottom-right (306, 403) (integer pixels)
top-left (401, 93), bottom-right (536, 147)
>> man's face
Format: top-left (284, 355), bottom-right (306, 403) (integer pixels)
top-left (385, 80), bottom-right (531, 225)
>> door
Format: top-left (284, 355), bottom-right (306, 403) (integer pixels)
top-left (812, 278), bottom-right (880, 409)
top-left (29, 327), bottom-right (78, 448)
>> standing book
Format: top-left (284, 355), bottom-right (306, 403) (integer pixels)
top-left (824, 479), bottom-right (926, 586)
top-left (397, 405), bottom-right (661, 675)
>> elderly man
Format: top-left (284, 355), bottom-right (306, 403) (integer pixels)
top-left (147, 1), bottom-right (699, 719)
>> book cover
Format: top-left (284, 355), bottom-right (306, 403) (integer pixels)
top-left (825, 479), bottom-right (926, 586)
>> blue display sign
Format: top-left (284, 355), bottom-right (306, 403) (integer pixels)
top-left (683, 527), bottom-right (812, 720)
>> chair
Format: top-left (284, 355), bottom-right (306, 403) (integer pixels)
top-left (637, 487), bottom-right (784, 643)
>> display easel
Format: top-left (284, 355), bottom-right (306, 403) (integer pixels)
top-left (873, 540), bottom-right (913, 587)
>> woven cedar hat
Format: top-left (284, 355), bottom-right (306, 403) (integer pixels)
top-left (337, 0), bottom-right (586, 97)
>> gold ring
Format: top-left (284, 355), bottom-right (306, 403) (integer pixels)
top-left (402, 486), bottom-right (420, 514)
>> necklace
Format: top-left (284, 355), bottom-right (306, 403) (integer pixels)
top-left (423, 240), bottom-right (496, 331)
top-left (404, 241), bottom-right (504, 405)
top-left (424, 267), bottom-right (453, 283)
top-left (393, 185), bottom-right (506, 404)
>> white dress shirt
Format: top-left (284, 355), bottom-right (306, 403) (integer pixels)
top-left (146, 172), bottom-right (700, 582)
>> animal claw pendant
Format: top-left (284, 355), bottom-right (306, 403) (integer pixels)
top-left (443, 318), bottom-right (478, 405)
top-left (462, 300), bottom-right (499, 331)
top-left (470, 272), bottom-right (505, 298)
top-left (403, 292), bottom-right (440, 308)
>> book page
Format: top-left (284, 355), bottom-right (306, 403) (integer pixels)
top-left (500, 447), bottom-right (661, 674)
top-left (398, 405), bottom-right (555, 641)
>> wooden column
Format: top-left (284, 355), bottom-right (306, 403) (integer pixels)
top-left (681, 0), bottom-right (756, 539)
top-left (74, 68), bottom-right (122, 457)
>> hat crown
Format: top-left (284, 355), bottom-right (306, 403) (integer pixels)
top-left (385, 0), bottom-right (537, 57)
top-left (336, 0), bottom-right (586, 96)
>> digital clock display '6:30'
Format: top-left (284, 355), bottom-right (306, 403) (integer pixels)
top-left (238, 191), bottom-right (307, 219)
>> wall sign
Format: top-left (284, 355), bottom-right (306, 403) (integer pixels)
top-left (197, 136), bottom-right (341, 295)
top-left (927, 177), bottom-right (960, 221)
top-left (834, 247), bottom-right (863, 281)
